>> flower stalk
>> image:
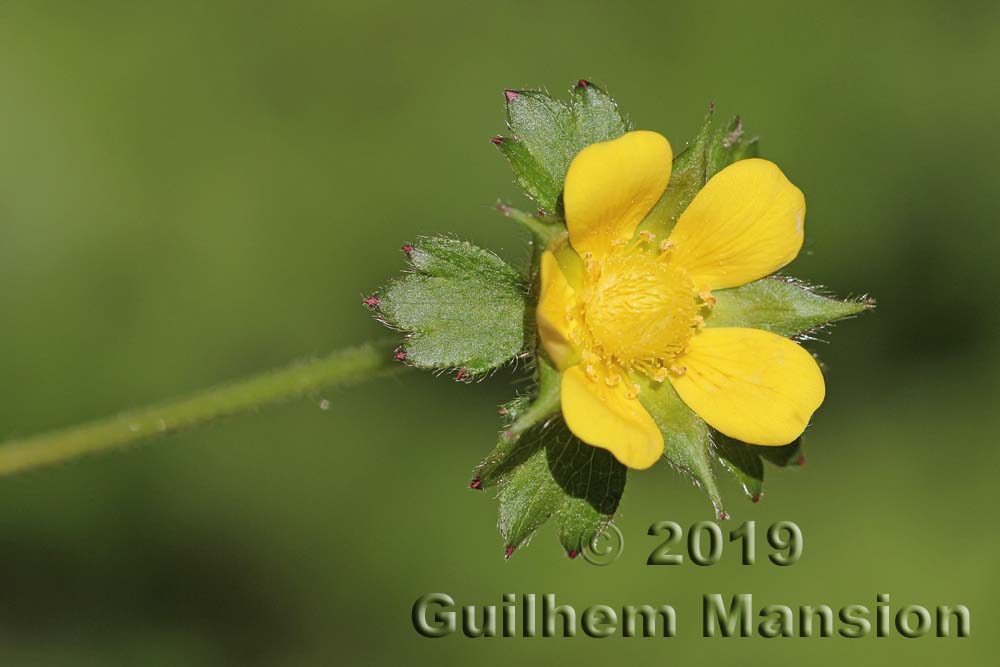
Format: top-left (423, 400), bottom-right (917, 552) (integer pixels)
top-left (0, 339), bottom-right (401, 477)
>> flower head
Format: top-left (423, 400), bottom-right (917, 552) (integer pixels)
top-left (537, 131), bottom-right (825, 469)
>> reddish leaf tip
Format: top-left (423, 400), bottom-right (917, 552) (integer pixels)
top-left (752, 494), bottom-right (761, 503)
top-left (576, 79), bottom-right (590, 88)
top-left (469, 477), bottom-right (483, 490)
top-left (401, 243), bottom-right (414, 255)
top-left (363, 295), bottom-right (380, 308)
top-left (718, 511), bottom-right (730, 521)
top-left (503, 89), bottom-right (519, 101)
top-left (455, 370), bottom-right (469, 381)
top-left (504, 545), bottom-right (515, 560)
top-left (393, 347), bottom-right (407, 362)
top-left (491, 136), bottom-right (504, 146)
top-left (796, 455), bottom-right (806, 467)
top-left (567, 549), bottom-right (578, 560)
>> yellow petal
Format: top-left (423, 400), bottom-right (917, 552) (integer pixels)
top-left (536, 250), bottom-right (579, 370)
top-left (564, 131), bottom-right (672, 261)
top-left (669, 328), bottom-right (825, 446)
top-left (668, 158), bottom-right (806, 291)
top-left (561, 365), bottom-right (664, 469)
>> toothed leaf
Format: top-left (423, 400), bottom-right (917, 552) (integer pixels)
top-left (497, 418), bottom-right (626, 555)
top-left (707, 278), bottom-right (871, 337)
top-left (638, 379), bottom-right (724, 516)
top-left (498, 83), bottom-right (629, 212)
top-left (373, 237), bottom-right (526, 374)
top-left (474, 359), bottom-right (561, 490)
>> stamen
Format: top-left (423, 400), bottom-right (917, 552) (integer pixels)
top-left (659, 239), bottom-right (675, 253)
top-left (605, 373), bottom-right (621, 387)
top-left (699, 290), bottom-right (717, 309)
top-left (624, 383), bottom-right (641, 399)
top-left (670, 364), bottom-right (687, 376)
top-left (638, 230), bottom-right (655, 243)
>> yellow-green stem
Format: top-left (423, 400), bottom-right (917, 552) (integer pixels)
top-left (0, 339), bottom-right (401, 477)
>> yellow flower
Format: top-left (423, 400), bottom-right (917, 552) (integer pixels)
top-left (537, 131), bottom-right (825, 470)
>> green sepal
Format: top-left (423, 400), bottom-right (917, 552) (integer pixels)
top-left (713, 431), bottom-right (804, 501)
top-left (495, 202), bottom-right (566, 249)
top-left (638, 378), bottom-right (725, 518)
top-left (496, 81), bottom-right (630, 213)
top-left (757, 438), bottom-right (803, 467)
top-left (642, 107), bottom-right (761, 238)
top-left (372, 237), bottom-right (527, 375)
top-left (713, 432), bottom-right (764, 500)
top-left (707, 115), bottom-right (760, 180)
top-left (640, 106), bottom-right (714, 238)
top-left (707, 277), bottom-right (873, 337)
top-left (496, 418), bottom-right (626, 556)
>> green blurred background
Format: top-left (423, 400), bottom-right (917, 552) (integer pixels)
top-left (1, 0), bottom-right (997, 664)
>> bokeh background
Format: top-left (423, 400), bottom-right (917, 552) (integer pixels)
top-left (1, 0), bottom-right (998, 664)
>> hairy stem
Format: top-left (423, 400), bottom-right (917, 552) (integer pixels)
top-left (0, 339), bottom-right (401, 477)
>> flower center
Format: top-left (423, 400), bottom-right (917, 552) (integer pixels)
top-left (574, 234), bottom-right (703, 386)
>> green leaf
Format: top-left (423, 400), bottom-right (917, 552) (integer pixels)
top-left (473, 358), bottom-right (561, 490)
top-left (373, 237), bottom-right (527, 374)
top-left (713, 432), bottom-right (764, 501)
top-left (707, 277), bottom-right (873, 337)
top-left (496, 81), bottom-right (629, 213)
top-left (707, 115), bottom-right (760, 180)
top-left (496, 417), bottom-right (627, 556)
top-left (638, 378), bottom-right (725, 517)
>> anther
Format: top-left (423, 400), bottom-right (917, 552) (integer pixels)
top-left (585, 364), bottom-right (598, 381)
top-left (699, 290), bottom-right (717, 308)
top-left (659, 239), bottom-right (675, 252)
top-left (670, 364), bottom-right (687, 376)
top-left (639, 230), bottom-right (655, 243)
top-left (604, 374), bottom-right (621, 387)
top-left (693, 315), bottom-right (705, 330)
top-left (653, 368), bottom-right (669, 383)
top-left (624, 384), bottom-right (641, 399)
